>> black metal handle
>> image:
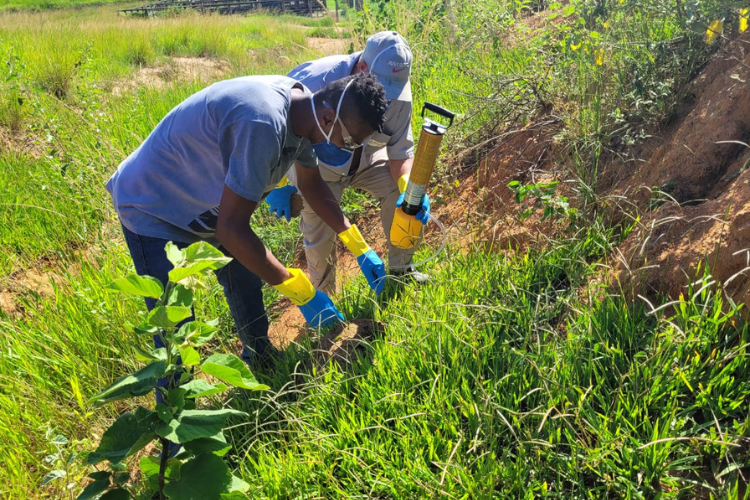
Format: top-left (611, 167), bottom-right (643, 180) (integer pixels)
top-left (422, 102), bottom-right (455, 128)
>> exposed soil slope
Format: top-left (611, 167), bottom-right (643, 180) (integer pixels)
top-left (613, 33), bottom-right (750, 308)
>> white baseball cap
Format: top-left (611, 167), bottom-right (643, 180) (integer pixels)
top-left (360, 31), bottom-right (412, 101)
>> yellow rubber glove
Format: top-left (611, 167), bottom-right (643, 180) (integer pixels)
top-left (338, 225), bottom-right (386, 295)
top-left (275, 176), bottom-right (289, 188)
top-left (338, 224), bottom-right (370, 258)
top-left (272, 268), bottom-right (315, 305)
top-left (397, 174), bottom-right (409, 194)
top-left (274, 268), bottom-right (344, 327)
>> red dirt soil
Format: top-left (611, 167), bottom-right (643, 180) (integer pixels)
top-left (613, 32), bottom-right (750, 309)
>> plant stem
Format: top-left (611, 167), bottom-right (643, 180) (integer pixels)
top-left (158, 436), bottom-right (169, 500)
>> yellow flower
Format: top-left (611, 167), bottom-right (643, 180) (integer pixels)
top-left (570, 41), bottom-right (581, 51)
top-left (453, 179), bottom-right (460, 188)
top-left (705, 20), bottom-right (723, 44)
top-left (594, 48), bottom-right (604, 66)
top-left (741, 8), bottom-right (749, 33)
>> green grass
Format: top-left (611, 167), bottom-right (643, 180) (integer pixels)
top-left (229, 246), bottom-right (749, 498)
top-left (0, 6), bottom-right (316, 274)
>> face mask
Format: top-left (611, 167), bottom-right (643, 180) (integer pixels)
top-left (310, 80), bottom-right (355, 168)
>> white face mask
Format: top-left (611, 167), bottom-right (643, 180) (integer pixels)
top-left (311, 79), bottom-right (354, 145)
top-left (309, 80), bottom-right (355, 168)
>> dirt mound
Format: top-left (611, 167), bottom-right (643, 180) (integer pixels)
top-left (306, 36), bottom-right (351, 55)
top-left (0, 126), bottom-right (45, 158)
top-left (312, 318), bottom-right (380, 370)
top-left (614, 32), bottom-right (750, 307)
top-left (0, 267), bottom-right (62, 318)
top-left (432, 117), bottom-right (564, 252)
top-left (110, 57), bottom-right (231, 96)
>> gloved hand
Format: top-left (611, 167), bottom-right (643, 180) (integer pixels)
top-left (266, 185), bottom-right (298, 222)
top-left (298, 290), bottom-right (345, 328)
top-left (396, 191), bottom-right (431, 225)
top-left (338, 224), bottom-right (386, 295)
top-left (273, 268), bottom-right (344, 328)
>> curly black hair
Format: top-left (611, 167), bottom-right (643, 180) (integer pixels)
top-left (314, 73), bottom-right (387, 133)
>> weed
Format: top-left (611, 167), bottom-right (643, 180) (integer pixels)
top-left (508, 179), bottom-right (578, 227)
top-left (81, 242), bottom-right (265, 499)
top-left (125, 36), bottom-right (155, 67)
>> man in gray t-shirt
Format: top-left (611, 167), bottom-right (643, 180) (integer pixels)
top-left (107, 73), bottom-right (388, 368)
top-left (266, 31), bottom-right (430, 295)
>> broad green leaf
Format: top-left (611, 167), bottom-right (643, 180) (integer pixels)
top-left (155, 409), bottom-right (246, 444)
top-left (87, 408), bottom-right (160, 465)
top-left (107, 275), bottom-right (163, 299)
top-left (165, 242), bottom-right (185, 267)
top-left (562, 4), bottom-right (575, 15)
top-left (184, 241), bottom-right (228, 262)
top-left (182, 379), bottom-right (229, 399)
top-left (173, 275), bottom-right (208, 291)
top-left (179, 346), bottom-right (200, 366)
top-left (183, 431), bottom-right (231, 456)
top-left (99, 489), bottom-right (130, 500)
top-left (156, 404), bottom-right (173, 424)
top-left (133, 322), bottom-right (160, 335)
top-left (226, 474), bottom-right (251, 495)
top-left (164, 454), bottom-right (248, 500)
top-left (166, 284), bottom-right (193, 308)
top-left (88, 362), bottom-right (166, 405)
top-left (169, 260), bottom-right (231, 284)
top-left (76, 470), bottom-right (110, 500)
top-left (167, 388), bottom-right (187, 410)
top-left (113, 472), bottom-right (130, 486)
top-left (178, 321), bottom-right (219, 347)
top-left (140, 456), bottom-right (181, 493)
top-left (133, 346), bottom-right (167, 362)
top-left (50, 434), bottom-right (68, 445)
top-left (41, 470), bottom-right (65, 486)
top-left (148, 306), bottom-right (192, 329)
top-left (201, 354), bottom-right (269, 391)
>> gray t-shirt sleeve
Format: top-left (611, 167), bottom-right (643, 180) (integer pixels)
top-left (219, 120), bottom-right (280, 202)
top-left (296, 140), bottom-right (318, 169)
top-left (386, 100), bottom-right (414, 160)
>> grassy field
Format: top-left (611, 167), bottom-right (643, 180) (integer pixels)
top-left (1, 0), bottom-right (749, 498)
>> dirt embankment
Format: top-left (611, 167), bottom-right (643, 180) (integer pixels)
top-left (415, 30), bottom-right (750, 312)
top-left (611, 33), bottom-right (750, 308)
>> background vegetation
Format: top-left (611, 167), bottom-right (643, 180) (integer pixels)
top-left (1, 0), bottom-right (748, 498)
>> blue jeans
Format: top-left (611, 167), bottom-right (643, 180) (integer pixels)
top-left (121, 226), bottom-right (273, 367)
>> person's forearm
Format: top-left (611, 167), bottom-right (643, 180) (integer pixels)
top-left (297, 171), bottom-right (350, 234)
top-left (389, 157), bottom-right (414, 185)
top-left (215, 223), bottom-right (290, 286)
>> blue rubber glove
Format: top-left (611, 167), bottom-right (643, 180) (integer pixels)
top-left (356, 250), bottom-right (386, 295)
top-left (396, 192), bottom-right (431, 224)
top-left (297, 290), bottom-right (345, 328)
top-left (266, 185), bottom-right (298, 222)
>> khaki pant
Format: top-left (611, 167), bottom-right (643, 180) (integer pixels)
top-left (299, 149), bottom-right (415, 294)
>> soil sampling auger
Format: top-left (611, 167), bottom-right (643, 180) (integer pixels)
top-left (390, 102), bottom-right (455, 250)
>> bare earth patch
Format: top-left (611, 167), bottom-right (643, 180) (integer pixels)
top-left (0, 267), bottom-right (63, 317)
top-left (0, 126), bottom-right (45, 159)
top-left (111, 57), bottom-right (232, 95)
top-left (306, 36), bottom-right (352, 56)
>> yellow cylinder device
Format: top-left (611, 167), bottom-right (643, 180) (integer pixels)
top-left (390, 102), bottom-right (455, 249)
